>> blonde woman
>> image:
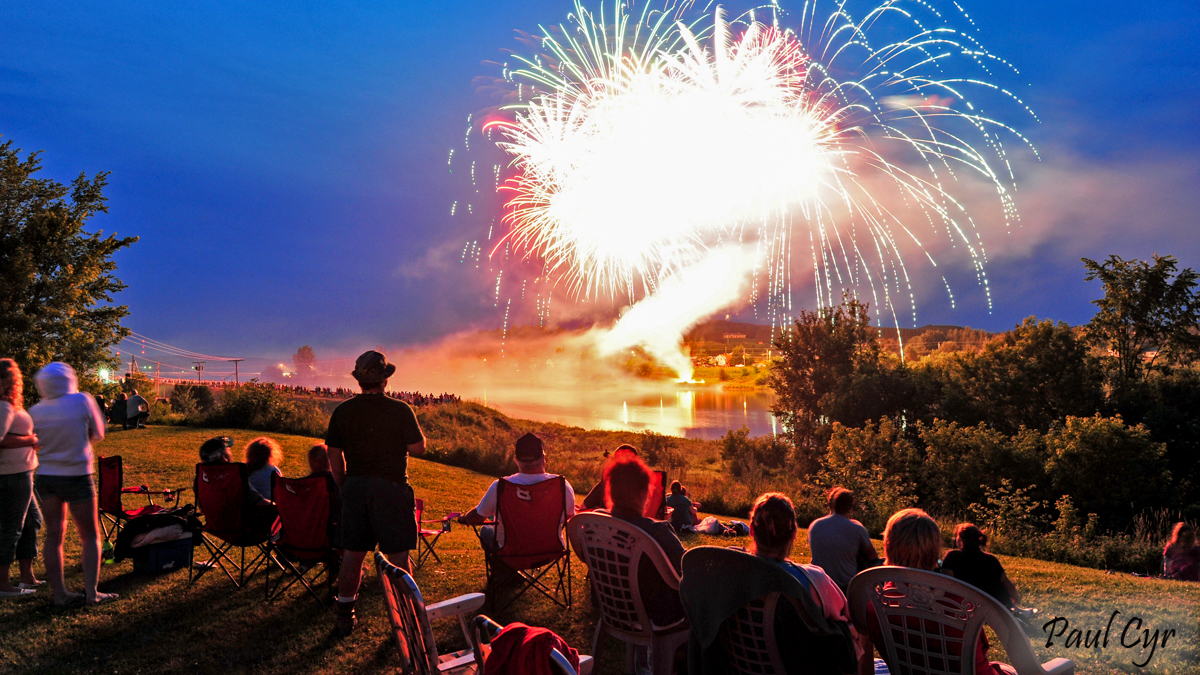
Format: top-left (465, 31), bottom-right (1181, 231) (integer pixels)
top-left (0, 359), bottom-right (42, 597)
top-left (245, 437), bottom-right (283, 501)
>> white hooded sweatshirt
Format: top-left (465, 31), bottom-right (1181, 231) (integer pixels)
top-left (29, 363), bottom-right (105, 476)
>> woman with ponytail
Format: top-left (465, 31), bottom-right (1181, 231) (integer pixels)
top-left (941, 523), bottom-right (1021, 609)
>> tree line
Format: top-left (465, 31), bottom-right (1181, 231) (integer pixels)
top-left (767, 254), bottom-right (1200, 539)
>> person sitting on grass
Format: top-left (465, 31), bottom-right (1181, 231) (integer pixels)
top-left (942, 523), bottom-right (1023, 608)
top-left (1163, 522), bottom-right (1200, 581)
top-left (457, 433), bottom-right (577, 552)
top-left (865, 509), bottom-right (1017, 675)
top-left (244, 437), bottom-right (283, 501)
top-left (808, 487), bottom-right (881, 592)
top-left (124, 389), bottom-right (149, 430)
top-left (580, 444), bottom-right (638, 511)
top-left (665, 480), bottom-right (699, 533)
top-left (306, 443), bottom-right (332, 477)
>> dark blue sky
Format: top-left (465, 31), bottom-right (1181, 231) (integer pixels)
top-left (3, 0), bottom-right (1198, 361)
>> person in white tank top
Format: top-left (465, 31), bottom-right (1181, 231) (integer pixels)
top-left (0, 359), bottom-right (43, 596)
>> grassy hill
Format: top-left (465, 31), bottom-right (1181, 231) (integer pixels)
top-left (0, 426), bottom-right (1195, 674)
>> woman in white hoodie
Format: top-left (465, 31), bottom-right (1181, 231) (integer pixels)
top-left (29, 362), bottom-right (117, 606)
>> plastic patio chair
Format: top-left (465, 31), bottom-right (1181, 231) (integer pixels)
top-left (847, 567), bottom-right (1075, 675)
top-left (476, 476), bottom-right (572, 613)
top-left (191, 462), bottom-right (278, 589)
top-left (97, 455), bottom-right (187, 544)
top-left (414, 497), bottom-right (458, 570)
top-left (265, 473), bottom-right (340, 602)
top-left (567, 512), bottom-right (688, 675)
top-left (375, 551), bottom-right (486, 675)
top-left (470, 614), bottom-right (595, 675)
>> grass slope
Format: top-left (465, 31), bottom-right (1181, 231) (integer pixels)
top-left (0, 426), bottom-right (1195, 674)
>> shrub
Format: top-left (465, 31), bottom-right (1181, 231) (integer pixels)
top-left (208, 382), bottom-right (326, 437)
top-left (171, 384), bottom-right (215, 412)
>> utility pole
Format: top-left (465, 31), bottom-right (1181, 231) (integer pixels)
top-left (229, 359), bottom-right (244, 385)
top-left (193, 361), bottom-right (205, 383)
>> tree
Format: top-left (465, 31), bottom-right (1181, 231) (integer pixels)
top-left (292, 345), bottom-right (317, 370)
top-left (1082, 254), bottom-right (1200, 383)
top-left (768, 297), bottom-right (884, 468)
top-left (958, 318), bottom-right (1103, 434)
top-left (0, 139), bottom-right (136, 392)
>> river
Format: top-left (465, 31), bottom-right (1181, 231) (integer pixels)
top-left (464, 384), bottom-right (779, 439)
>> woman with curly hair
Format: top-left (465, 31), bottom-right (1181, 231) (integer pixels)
top-left (1163, 522), bottom-right (1200, 581)
top-left (245, 437), bottom-right (283, 502)
top-left (0, 359), bottom-right (43, 597)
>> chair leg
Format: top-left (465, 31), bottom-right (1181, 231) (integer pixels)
top-left (592, 621), bottom-right (606, 665)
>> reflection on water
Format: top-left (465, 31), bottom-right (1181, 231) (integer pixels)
top-left (466, 384), bottom-right (777, 439)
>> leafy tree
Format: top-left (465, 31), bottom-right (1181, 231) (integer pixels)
top-left (292, 345), bottom-right (317, 371)
top-left (957, 318), bottom-right (1102, 434)
top-left (0, 139), bottom-right (137, 391)
top-left (768, 297), bottom-right (883, 467)
top-left (918, 420), bottom-right (1047, 516)
top-left (1082, 254), bottom-right (1200, 383)
top-left (1044, 415), bottom-right (1171, 529)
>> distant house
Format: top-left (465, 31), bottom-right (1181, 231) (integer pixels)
top-left (715, 354), bottom-right (728, 367)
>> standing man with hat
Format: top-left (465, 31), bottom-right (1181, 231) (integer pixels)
top-left (457, 432), bottom-right (577, 551)
top-left (326, 350), bottom-right (425, 637)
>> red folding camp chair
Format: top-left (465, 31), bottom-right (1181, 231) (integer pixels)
top-left (97, 455), bottom-right (187, 544)
top-left (645, 471), bottom-right (667, 519)
top-left (191, 462), bottom-right (278, 588)
top-left (266, 473), bottom-right (340, 602)
top-left (476, 476), bottom-right (572, 613)
top-left (414, 497), bottom-right (457, 571)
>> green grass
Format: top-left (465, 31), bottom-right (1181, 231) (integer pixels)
top-left (0, 425), bottom-right (1196, 674)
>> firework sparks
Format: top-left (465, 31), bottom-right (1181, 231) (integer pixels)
top-left (463, 0), bottom-right (1036, 379)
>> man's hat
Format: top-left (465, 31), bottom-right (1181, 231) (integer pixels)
top-left (352, 350), bottom-right (396, 383)
top-left (514, 433), bottom-right (544, 461)
top-left (199, 436), bottom-right (234, 463)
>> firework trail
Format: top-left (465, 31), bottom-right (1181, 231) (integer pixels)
top-left (455, 0), bottom-right (1036, 380)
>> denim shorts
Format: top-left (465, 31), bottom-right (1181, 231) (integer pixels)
top-left (34, 474), bottom-right (96, 504)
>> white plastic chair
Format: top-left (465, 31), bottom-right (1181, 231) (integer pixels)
top-left (847, 567), bottom-right (1074, 675)
top-left (568, 512), bottom-right (689, 675)
top-left (376, 552), bottom-right (487, 674)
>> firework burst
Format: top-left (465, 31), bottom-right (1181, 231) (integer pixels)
top-left (459, 0), bottom-right (1036, 378)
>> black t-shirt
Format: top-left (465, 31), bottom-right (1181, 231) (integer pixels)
top-left (325, 394), bottom-right (423, 484)
top-left (942, 548), bottom-right (1011, 608)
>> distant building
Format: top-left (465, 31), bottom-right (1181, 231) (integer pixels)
top-left (715, 354), bottom-right (728, 367)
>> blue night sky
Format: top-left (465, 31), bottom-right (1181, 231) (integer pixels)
top-left (2, 0), bottom-right (1198, 362)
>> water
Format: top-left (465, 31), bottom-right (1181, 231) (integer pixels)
top-left (467, 384), bottom-right (779, 439)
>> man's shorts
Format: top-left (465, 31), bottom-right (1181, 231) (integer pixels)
top-left (340, 475), bottom-right (417, 553)
top-left (34, 474), bottom-right (96, 505)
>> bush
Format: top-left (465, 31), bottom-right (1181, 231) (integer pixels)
top-left (172, 384), bottom-right (215, 413)
top-left (719, 426), bottom-right (790, 477)
top-left (208, 382), bottom-right (326, 437)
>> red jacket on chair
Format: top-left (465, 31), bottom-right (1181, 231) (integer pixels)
top-left (482, 622), bottom-right (580, 675)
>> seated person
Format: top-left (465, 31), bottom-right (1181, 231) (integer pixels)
top-left (124, 389), bottom-right (149, 429)
top-left (244, 437), bottom-right (283, 501)
top-left (747, 493), bottom-right (867, 673)
top-left (580, 444), bottom-right (638, 511)
top-left (1164, 522), bottom-right (1200, 581)
top-left (665, 480), bottom-right (699, 532)
top-left (942, 523), bottom-right (1022, 608)
top-left (110, 393), bottom-right (127, 426)
top-left (198, 436), bottom-right (276, 534)
top-left (748, 493), bottom-right (853, 623)
top-left (457, 433), bottom-right (576, 552)
top-left (600, 453), bottom-right (686, 627)
top-left (306, 443), bottom-right (332, 477)
top-left (807, 487), bottom-right (881, 591)
top-left (865, 509), bottom-right (1016, 675)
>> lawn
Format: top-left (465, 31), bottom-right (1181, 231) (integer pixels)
top-left (0, 425), bottom-right (1195, 674)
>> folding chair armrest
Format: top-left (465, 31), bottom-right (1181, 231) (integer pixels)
top-left (549, 649), bottom-right (578, 675)
top-left (120, 487), bottom-right (145, 493)
top-left (472, 614), bottom-right (503, 642)
top-left (1041, 658), bottom-right (1075, 675)
top-left (426, 592), bottom-right (486, 621)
